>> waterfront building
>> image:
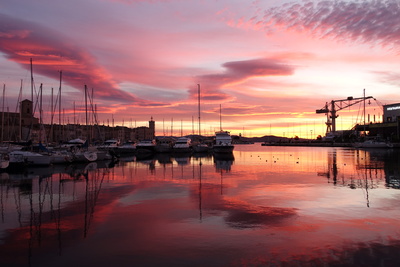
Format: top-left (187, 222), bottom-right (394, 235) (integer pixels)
top-left (1, 101), bottom-right (155, 144)
top-left (0, 99), bottom-right (39, 142)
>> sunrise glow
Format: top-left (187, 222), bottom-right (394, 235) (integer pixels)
top-left (1, 0), bottom-right (399, 138)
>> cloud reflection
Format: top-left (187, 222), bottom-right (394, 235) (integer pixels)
top-left (223, 203), bottom-right (298, 229)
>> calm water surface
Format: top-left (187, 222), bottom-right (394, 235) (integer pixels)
top-left (1, 144), bottom-right (400, 266)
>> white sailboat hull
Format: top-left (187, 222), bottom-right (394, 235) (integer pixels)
top-left (9, 151), bottom-right (51, 166)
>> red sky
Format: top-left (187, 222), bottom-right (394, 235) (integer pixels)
top-left (1, 0), bottom-right (400, 138)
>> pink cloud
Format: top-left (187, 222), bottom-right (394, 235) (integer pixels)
top-left (193, 58), bottom-right (294, 101)
top-left (0, 13), bottom-right (154, 105)
top-left (262, 0), bottom-right (400, 51)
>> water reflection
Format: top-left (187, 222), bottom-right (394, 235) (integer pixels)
top-left (0, 162), bottom-right (115, 266)
top-left (1, 146), bottom-right (400, 266)
top-left (214, 152), bottom-right (234, 172)
top-left (319, 148), bottom-right (399, 190)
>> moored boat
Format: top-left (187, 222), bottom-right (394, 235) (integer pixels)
top-left (353, 139), bottom-right (393, 148)
top-left (192, 142), bottom-right (209, 153)
top-left (155, 137), bottom-right (174, 153)
top-left (173, 137), bottom-right (192, 153)
top-left (136, 139), bottom-right (157, 157)
top-left (72, 150), bottom-right (98, 162)
top-left (8, 150), bottom-right (51, 167)
top-left (115, 141), bottom-right (136, 154)
top-left (97, 139), bottom-right (120, 151)
top-left (213, 131), bottom-right (234, 153)
top-left (49, 150), bottom-right (74, 164)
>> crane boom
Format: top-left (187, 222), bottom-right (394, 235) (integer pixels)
top-left (316, 95), bottom-right (374, 133)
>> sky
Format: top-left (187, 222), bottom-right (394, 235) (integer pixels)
top-left (1, 0), bottom-right (400, 138)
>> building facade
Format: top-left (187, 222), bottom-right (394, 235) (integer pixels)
top-left (364, 103), bottom-right (400, 141)
top-left (383, 103), bottom-right (400, 122)
top-left (0, 99), bottom-right (39, 142)
top-left (1, 100), bottom-right (155, 144)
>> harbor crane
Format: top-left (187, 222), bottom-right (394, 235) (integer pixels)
top-left (316, 95), bottom-right (374, 134)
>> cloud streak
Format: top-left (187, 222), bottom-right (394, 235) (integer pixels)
top-left (194, 58), bottom-right (294, 101)
top-left (0, 13), bottom-right (149, 104)
top-left (262, 0), bottom-right (400, 50)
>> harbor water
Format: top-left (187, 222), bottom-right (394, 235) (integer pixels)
top-left (1, 144), bottom-right (400, 266)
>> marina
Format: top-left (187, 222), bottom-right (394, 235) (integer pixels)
top-left (2, 1), bottom-right (400, 265)
top-left (1, 144), bottom-right (400, 266)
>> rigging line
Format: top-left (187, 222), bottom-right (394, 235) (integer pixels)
top-left (51, 89), bottom-right (61, 121)
top-left (354, 101), bottom-right (364, 127)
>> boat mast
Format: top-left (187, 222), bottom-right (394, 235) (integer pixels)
top-left (29, 58), bottom-right (34, 142)
top-left (181, 119), bottom-right (183, 137)
top-left (363, 88), bottom-right (366, 134)
top-left (198, 84), bottom-right (201, 136)
top-left (59, 71), bottom-right (62, 140)
top-left (219, 104), bottom-right (222, 131)
top-left (30, 58), bottom-right (34, 107)
top-left (39, 83), bottom-right (43, 142)
top-left (85, 84), bottom-right (88, 127)
top-left (19, 80), bottom-right (22, 141)
top-left (50, 87), bottom-right (53, 143)
top-left (1, 84), bottom-right (4, 143)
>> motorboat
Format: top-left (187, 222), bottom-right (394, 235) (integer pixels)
top-left (136, 139), bottom-right (156, 150)
top-left (354, 139), bottom-right (393, 148)
top-left (213, 131), bottom-right (234, 153)
top-left (136, 139), bottom-right (157, 157)
top-left (192, 142), bottom-right (209, 153)
top-left (173, 137), bottom-right (192, 153)
top-left (155, 137), bottom-right (174, 153)
top-left (115, 141), bottom-right (136, 154)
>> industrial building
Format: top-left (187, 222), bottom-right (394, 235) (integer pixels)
top-left (366, 103), bottom-right (400, 141)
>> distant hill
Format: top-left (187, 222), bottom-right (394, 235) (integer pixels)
top-left (232, 135), bottom-right (292, 143)
top-left (155, 135), bottom-right (294, 143)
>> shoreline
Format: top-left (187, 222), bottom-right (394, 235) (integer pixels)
top-left (260, 142), bottom-right (400, 148)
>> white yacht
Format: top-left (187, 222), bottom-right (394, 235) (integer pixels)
top-left (173, 137), bottom-right (192, 153)
top-left (213, 131), bottom-right (234, 153)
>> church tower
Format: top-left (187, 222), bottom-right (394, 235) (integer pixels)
top-left (149, 117), bottom-right (155, 138)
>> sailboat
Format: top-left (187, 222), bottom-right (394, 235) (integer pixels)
top-left (212, 105), bottom-right (234, 154)
top-left (8, 150), bottom-right (51, 166)
top-left (7, 59), bottom-right (51, 167)
top-left (193, 84), bottom-right (209, 153)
